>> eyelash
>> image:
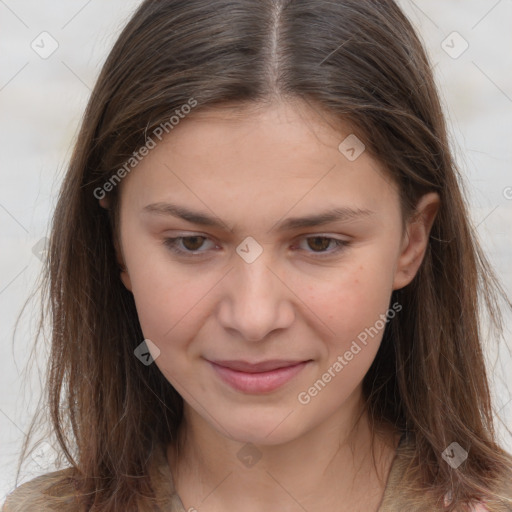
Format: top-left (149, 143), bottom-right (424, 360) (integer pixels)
top-left (162, 235), bottom-right (349, 258)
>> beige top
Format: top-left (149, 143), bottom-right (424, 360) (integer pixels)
top-left (1, 434), bottom-right (495, 511)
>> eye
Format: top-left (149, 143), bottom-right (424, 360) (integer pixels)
top-left (163, 235), bottom-right (216, 256)
top-left (295, 236), bottom-right (348, 256)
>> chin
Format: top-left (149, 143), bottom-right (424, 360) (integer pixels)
top-left (217, 410), bottom-right (307, 447)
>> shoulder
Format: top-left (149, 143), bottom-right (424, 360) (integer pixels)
top-left (380, 433), bottom-right (512, 512)
top-left (2, 468), bottom-right (81, 512)
top-left (2, 443), bottom-right (181, 512)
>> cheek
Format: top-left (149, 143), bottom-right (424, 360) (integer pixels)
top-left (295, 257), bottom-right (397, 413)
top-left (295, 249), bottom-right (400, 395)
top-left (130, 269), bottom-right (215, 347)
top-left (120, 230), bottom-right (213, 346)
top-left (308, 257), bottom-right (397, 340)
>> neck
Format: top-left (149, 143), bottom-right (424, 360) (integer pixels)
top-left (168, 395), bottom-right (400, 512)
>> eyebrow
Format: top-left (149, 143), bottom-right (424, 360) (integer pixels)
top-left (142, 202), bottom-right (375, 233)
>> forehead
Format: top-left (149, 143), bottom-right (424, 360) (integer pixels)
top-left (119, 100), bottom-right (399, 222)
top-left (162, 99), bottom-right (355, 164)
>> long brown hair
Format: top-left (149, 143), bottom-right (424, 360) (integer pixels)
top-left (13, 0), bottom-right (512, 510)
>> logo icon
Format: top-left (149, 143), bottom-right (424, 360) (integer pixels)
top-left (441, 442), bottom-right (468, 469)
top-left (441, 32), bottom-right (469, 59)
top-left (31, 32), bottom-right (59, 59)
top-left (236, 236), bottom-right (263, 264)
top-left (31, 441), bottom-right (54, 470)
top-left (338, 134), bottom-right (366, 161)
top-left (237, 443), bottom-right (262, 468)
top-left (32, 237), bottom-right (49, 262)
top-left (134, 339), bottom-right (161, 365)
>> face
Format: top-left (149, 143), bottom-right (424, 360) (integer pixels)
top-left (111, 100), bottom-right (437, 446)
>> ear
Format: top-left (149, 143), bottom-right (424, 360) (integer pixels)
top-left (393, 192), bottom-right (440, 290)
top-left (118, 254), bottom-right (133, 292)
top-left (99, 196), bottom-right (110, 209)
top-left (99, 197), bottom-right (133, 292)
top-left (112, 235), bottom-right (132, 292)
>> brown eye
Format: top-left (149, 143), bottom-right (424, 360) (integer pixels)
top-left (306, 237), bottom-right (332, 252)
top-left (295, 236), bottom-right (348, 257)
top-left (181, 236), bottom-right (206, 251)
top-left (163, 235), bottom-right (215, 256)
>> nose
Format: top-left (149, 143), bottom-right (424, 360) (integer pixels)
top-left (216, 251), bottom-right (295, 342)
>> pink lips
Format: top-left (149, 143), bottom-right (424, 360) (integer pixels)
top-left (208, 359), bottom-right (309, 393)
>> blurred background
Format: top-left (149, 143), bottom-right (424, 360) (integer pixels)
top-left (1, 0), bottom-right (511, 501)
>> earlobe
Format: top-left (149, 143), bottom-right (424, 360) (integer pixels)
top-left (393, 192), bottom-right (440, 290)
top-left (98, 196), bottom-right (130, 289)
top-left (120, 269), bottom-right (132, 292)
top-left (113, 234), bottom-right (132, 292)
top-left (99, 196), bottom-right (110, 209)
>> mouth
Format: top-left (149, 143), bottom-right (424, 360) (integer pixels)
top-left (207, 359), bottom-right (311, 394)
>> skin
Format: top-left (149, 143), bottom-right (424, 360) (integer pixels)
top-left (101, 99), bottom-right (439, 511)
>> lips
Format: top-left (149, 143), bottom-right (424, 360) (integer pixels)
top-left (208, 359), bottom-right (311, 393)
top-left (210, 359), bottom-right (307, 373)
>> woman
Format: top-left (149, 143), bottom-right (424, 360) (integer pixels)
top-left (3, 0), bottom-right (512, 510)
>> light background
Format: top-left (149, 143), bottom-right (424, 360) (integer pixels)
top-left (1, 0), bottom-right (511, 502)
